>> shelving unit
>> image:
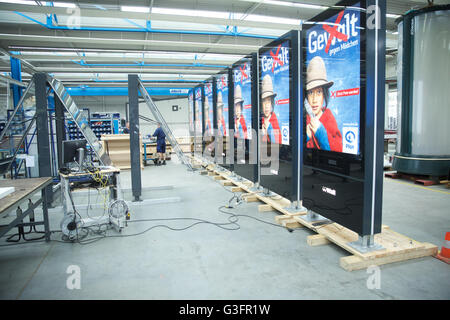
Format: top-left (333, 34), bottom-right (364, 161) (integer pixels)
top-left (90, 112), bottom-right (120, 139)
top-left (66, 108), bottom-right (90, 140)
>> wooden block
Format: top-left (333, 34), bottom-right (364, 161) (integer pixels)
top-left (307, 234), bottom-right (331, 246)
top-left (231, 187), bottom-right (243, 193)
top-left (281, 218), bottom-right (303, 229)
top-left (221, 181), bottom-right (234, 186)
top-left (274, 215), bottom-right (292, 223)
top-left (243, 194), bottom-right (259, 203)
top-left (258, 204), bottom-right (273, 212)
top-left (207, 172), bottom-right (215, 176)
top-left (214, 176), bottom-right (224, 180)
top-left (340, 242), bottom-right (438, 271)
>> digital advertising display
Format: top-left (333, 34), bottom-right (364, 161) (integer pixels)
top-left (260, 40), bottom-right (291, 146)
top-left (188, 90), bottom-right (194, 134)
top-left (204, 82), bottom-right (214, 137)
top-left (232, 61), bottom-right (252, 140)
top-left (194, 87), bottom-right (203, 136)
top-left (216, 74), bottom-right (229, 137)
top-left (305, 4), bottom-right (361, 155)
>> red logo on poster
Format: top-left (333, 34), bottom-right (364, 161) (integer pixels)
top-left (270, 44), bottom-right (284, 73)
top-left (331, 88), bottom-right (360, 98)
top-left (322, 10), bottom-right (349, 54)
top-left (240, 65), bottom-right (248, 84)
top-left (276, 99), bottom-right (290, 105)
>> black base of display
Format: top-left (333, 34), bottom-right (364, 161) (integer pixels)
top-left (260, 160), bottom-right (294, 201)
top-left (303, 166), bottom-right (367, 236)
top-left (392, 154), bottom-right (450, 176)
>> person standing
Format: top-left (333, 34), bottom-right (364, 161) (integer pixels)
top-left (152, 123), bottom-right (167, 165)
top-left (122, 121), bottom-right (130, 134)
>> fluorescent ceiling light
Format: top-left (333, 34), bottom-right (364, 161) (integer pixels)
top-left (0, 0), bottom-right (37, 5)
top-left (152, 7), bottom-right (228, 19)
top-left (264, 0), bottom-right (328, 10)
top-left (387, 14), bottom-right (401, 19)
top-left (120, 6), bottom-right (150, 13)
top-left (243, 14), bottom-right (300, 25)
top-left (152, 7), bottom-right (299, 25)
top-left (49, 2), bottom-right (77, 8)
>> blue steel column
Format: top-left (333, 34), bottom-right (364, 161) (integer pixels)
top-left (128, 74), bottom-right (142, 201)
top-left (10, 57), bottom-right (22, 107)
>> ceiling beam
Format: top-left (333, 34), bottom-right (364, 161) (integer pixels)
top-left (11, 54), bottom-right (235, 66)
top-left (0, 33), bottom-right (260, 54)
top-left (34, 67), bottom-right (218, 74)
top-left (0, 3), bottom-right (301, 31)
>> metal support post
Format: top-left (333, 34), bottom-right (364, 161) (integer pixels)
top-left (128, 74), bottom-right (142, 201)
top-left (34, 73), bottom-right (53, 206)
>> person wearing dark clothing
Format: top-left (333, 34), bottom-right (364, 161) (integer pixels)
top-left (153, 123), bottom-right (166, 165)
top-left (122, 122), bottom-right (130, 134)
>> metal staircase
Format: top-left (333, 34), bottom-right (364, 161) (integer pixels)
top-left (0, 80), bottom-right (36, 176)
top-left (0, 74), bottom-right (111, 176)
top-left (46, 75), bottom-right (111, 166)
top-left (137, 78), bottom-right (194, 171)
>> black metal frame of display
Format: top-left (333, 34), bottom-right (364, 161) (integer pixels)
top-left (301, 0), bottom-right (386, 237)
top-left (193, 84), bottom-right (204, 157)
top-left (203, 76), bottom-right (216, 161)
top-left (215, 68), bottom-right (233, 171)
top-left (258, 30), bottom-right (302, 203)
top-left (188, 88), bottom-right (195, 156)
top-left (231, 53), bottom-right (258, 183)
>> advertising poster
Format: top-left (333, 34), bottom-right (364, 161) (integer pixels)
top-left (305, 4), bottom-right (361, 155)
top-left (233, 61), bottom-right (252, 140)
top-left (188, 90), bottom-right (194, 134)
top-left (260, 41), bottom-right (290, 145)
top-left (194, 87), bottom-right (203, 136)
top-left (204, 82), bottom-right (214, 136)
top-left (216, 74), bottom-right (229, 137)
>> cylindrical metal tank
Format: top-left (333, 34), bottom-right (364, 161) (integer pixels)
top-left (393, 5), bottom-right (450, 176)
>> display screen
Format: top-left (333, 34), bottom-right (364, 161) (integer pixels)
top-left (188, 90), bottom-right (194, 134)
top-left (232, 61), bottom-right (252, 140)
top-left (194, 87), bottom-right (203, 136)
top-left (215, 74), bottom-right (229, 137)
top-left (305, 4), bottom-right (361, 155)
top-left (204, 82), bottom-right (214, 136)
top-left (260, 40), bottom-right (291, 146)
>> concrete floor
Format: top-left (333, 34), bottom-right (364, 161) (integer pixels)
top-left (0, 159), bottom-right (449, 300)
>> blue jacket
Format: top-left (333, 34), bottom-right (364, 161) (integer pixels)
top-left (153, 127), bottom-right (166, 146)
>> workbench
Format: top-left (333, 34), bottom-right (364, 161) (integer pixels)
top-left (60, 167), bottom-right (121, 216)
top-left (0, 177), bottom-right (52, 242)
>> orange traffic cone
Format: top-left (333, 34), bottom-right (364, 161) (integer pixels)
top-left (436, 232), bottom-right (450, 264)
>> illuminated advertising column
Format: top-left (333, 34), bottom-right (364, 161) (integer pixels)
top-left (305, 7), bottom-right (361, 155)
top-left (302, 0), bottom-right (386, 248)
top-left (203, 78), bottom-right (215, 160)
top-left (259, 30), bottom-right (301, 204)
top-left (215, 71), bottom-right (232, 170)
top-left (194, 85), bottom-right (203, 157)
top-left (188, 89), bottom-right (195, 155)
top-left (232, 54), bottom-right (258, 183)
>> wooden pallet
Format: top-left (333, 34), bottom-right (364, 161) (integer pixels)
top-left (192, 157), bottom-right (439, 271)
top-left (385, 171), bottom-right (447, 187)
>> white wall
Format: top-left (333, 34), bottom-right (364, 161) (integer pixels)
top-left (83, 97), bottom-right (189, 138)
top-left (138, 98), bottom-right (189, 138)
